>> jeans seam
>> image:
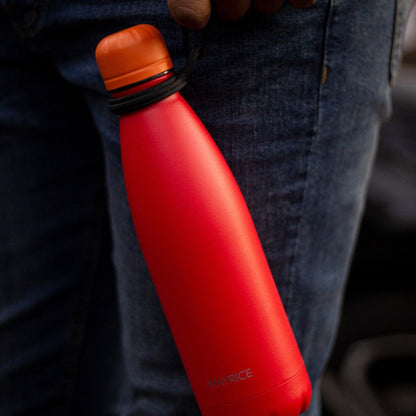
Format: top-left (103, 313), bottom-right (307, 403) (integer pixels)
top-left (389, 0), bottom-right (416, 84)
top-left (285, 0), bottom-right (335, 339)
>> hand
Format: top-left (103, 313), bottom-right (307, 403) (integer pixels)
top-left (167, 0), bottom-right (317, 29)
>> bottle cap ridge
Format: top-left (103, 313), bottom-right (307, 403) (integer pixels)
top-left (95, 24), bottom-right (173, 92)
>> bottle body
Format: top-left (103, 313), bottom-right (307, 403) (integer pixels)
top-left (119, 92), bottom-right (311, 415)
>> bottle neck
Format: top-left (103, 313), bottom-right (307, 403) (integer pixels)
top-left (109, 71), bottom-right (174, 99)
top-left (106, 46), bottom-right (201, 115)
top-left (107, 70), bottom-right (187, 115)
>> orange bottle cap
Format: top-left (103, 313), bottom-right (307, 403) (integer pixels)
top-left (95, 24), bottom-right (173, 92)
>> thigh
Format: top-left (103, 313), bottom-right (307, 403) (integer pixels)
top-left (31, 0), bottom-right (414, 415)
top-left (43, 2), bottom-right (202, 414)
top-left (0, 11), bottom-right (108, 415)
top-left (183, 0), bottom-right (413, 412)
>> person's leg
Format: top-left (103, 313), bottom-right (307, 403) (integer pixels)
top-left (22, 0), bottom-right (413, 414)
top-left (182, 1), bottom-right (414, 413)
top-left (0, 7), bottom-right (118, 415)
top-left (39, 2), bottom-right (200, 414)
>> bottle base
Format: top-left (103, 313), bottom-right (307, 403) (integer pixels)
top-left (199, 366), bottom-right (311, 416)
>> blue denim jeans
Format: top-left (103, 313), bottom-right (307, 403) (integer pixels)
top-left (0, 0), bottom-right (414, 415)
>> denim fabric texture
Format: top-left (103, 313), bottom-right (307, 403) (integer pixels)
top-left (0, 0), bottom-right (414, 415)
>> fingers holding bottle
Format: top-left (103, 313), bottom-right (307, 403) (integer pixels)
top-left (167, 0), bottom-right (211, 29)
top-left (253, 0), bottom-right (285, 14)
top-left (288, 0), bottom-right (317, 9)
top-left (167, 0), bottom-right (318, 28)
top-left (213, 0), bottom-right (252, 21)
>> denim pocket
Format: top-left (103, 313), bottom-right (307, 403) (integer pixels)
top-left (390, 0), bottom-right (415, 83)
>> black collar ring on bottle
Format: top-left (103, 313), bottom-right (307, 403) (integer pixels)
top-left (108, 46), bottom-right (201, 115)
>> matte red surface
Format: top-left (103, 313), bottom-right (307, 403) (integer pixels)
top-left (119, 92), bottom-right (311, 415)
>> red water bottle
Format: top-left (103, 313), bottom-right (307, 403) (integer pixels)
top-left (95, 24), bottom-right (311, 416)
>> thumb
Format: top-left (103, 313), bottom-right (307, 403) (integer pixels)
top-left (167, 0), bottom-right (211, 29)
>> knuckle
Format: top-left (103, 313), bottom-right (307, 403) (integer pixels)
top-left (168, 0), bottom-right (210, 29)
